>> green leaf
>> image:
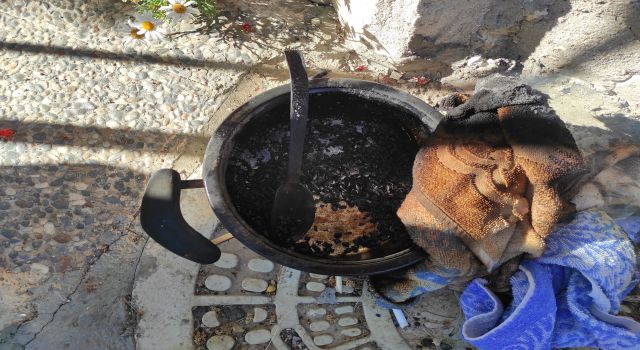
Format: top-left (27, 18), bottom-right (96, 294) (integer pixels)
top-left (194, 0), bottom-right (218, 18)
top-left (135, 0), bottom-right (217, 20)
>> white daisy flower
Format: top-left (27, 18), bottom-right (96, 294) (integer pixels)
top-left (132, 13), bottom-right (165, 41)
top-left (159, 0), bottom-right (199, 22)
top-left (123, 20), bottom-right (148, 47)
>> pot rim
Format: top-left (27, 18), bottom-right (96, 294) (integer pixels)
top-left (203, 78), bottom-right (441, 275)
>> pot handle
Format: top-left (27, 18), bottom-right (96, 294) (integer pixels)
top-left (140, 169), bottom-right (221, 264)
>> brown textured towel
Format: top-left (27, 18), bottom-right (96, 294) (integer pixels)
top-left (372, 75), bottom-right (589, 305)
top-left (406, 75), bottom-right (587, 271)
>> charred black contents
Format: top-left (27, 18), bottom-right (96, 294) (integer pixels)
top-left (226, 92), bottom-right (424, 259)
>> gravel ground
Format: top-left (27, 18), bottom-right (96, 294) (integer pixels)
top-left (0, 0), bottom-right (245, 346)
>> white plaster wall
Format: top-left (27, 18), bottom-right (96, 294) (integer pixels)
top-left (334, 0), bottom-right (640, 93)
top-left (334, 0), bottom-right (420, 59)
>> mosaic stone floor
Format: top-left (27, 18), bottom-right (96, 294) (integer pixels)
top-left (132, 174), bottom-right (466, 350)
top-left (195, 251), bottom-right (464, 350)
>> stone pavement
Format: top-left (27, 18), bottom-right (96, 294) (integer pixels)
top-left (0, 0), bottom-right (352, 348)
top-left (1, 0), bottom-right (639, 349)
top-left (132, 162), bottom-right (465, 350)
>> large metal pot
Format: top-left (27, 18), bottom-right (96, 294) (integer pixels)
top-left (140, 78), bottom-right (441, 276)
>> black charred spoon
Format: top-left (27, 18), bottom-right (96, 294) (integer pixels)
top-left (271, 50), bottom-right (316, 240)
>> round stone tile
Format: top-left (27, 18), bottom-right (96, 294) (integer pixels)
top-left (202, 311), bottom-right (220, 328)
top-left (204, 275), bottom-right (232, 292)
top-left (335, 305), bottom-right (354, 314)
top-left (248, 258), bottom-right (274, 273)
top-left (309, 320), bottom-right (330, 332)
top-left (306, 281), bottom-right (326, 292)
top-left (306, 308), bottom-right (327, 317)
top-left (245, 328), bottom-right (271, 344)
top-left (206, 335), bottom-right (234, 350)
top-left (253, 307), bottom-right (268, 323)
top-left (214, 253), bottom-right (239, 269)
top-left (241, 278), bottom-right (268, 293)
top-left (313, 334), bottom-right (334, 346)
top-left (338, 316), bottom-right (358, 327)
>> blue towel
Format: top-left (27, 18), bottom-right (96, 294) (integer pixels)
top-left (617, 216), bottom-right (640, 244)
top-left (461, 209), bottom-right (640, 349)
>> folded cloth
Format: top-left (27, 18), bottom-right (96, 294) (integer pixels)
top-left (372, 75), bottom-right (587, 305)
top-left (412, 75), bottom-right (586, 270)
top-left (460, 209), bottom-right (640, 350)
top-left (618, 216), bottom-right (640, 243)
top-left (372, 195), bottom-right (483, 306)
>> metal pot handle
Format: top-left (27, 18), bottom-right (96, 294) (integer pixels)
top-left (140, 169), bottom-right (221, 264)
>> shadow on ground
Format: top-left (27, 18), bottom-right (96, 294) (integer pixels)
top-left (0, 119), bottom-right (208, 156)
top-left (0, 40), bottom-right (286, 75)
top-left (0, 164), bottom-right (147, 271)
top-left (553, 1), bottom-right (640, 72)
top-left (0, 163), bottom-right (148, 349)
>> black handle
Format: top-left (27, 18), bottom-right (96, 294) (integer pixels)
top-left (284, 50), bottom-right (309, 183)
top-left (140, 169), bottom-right (221, 264)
